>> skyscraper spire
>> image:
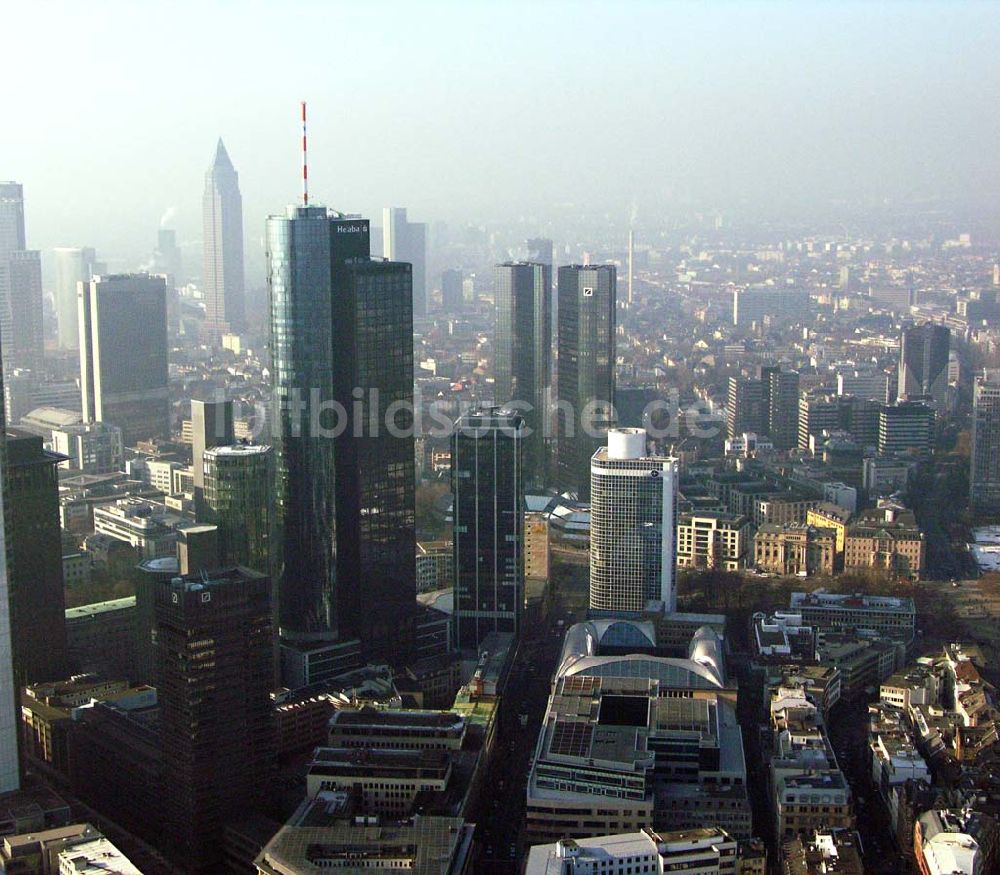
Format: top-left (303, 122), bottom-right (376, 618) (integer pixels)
top-left (202, 138), bottom-right (245, 344)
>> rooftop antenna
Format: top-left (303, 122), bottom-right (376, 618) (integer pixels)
top-left (301, 101), bottom-right (309, 206)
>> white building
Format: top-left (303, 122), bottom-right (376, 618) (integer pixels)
top-left (525, 827), bottom-right (739, 875)
top-left (590, 429), bottom-right (677, 613)
top-left (57, 835), bottom-right (142, 874)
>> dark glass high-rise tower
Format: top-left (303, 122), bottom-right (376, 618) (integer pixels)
top-left (266, 206), bottom-right (416, 661)
top-left (156, 567), bottom-right (275, 872)
top-left (452, 407), bottom-right (524, 652)
top-left (495, 262), bottom-right (551, 488)
top-left (202, 139), bottom-right (245, 343)
top-left (266, 206), bottom-right (362, 643)
top-left (898, 323), bottom-right (950, 407)
top-left (761, 365), bottom-right (800, 450)
top-left (4, 429), bottom-right (67, 685)
top-left (556, 264), bottom-right (616, 499)
top-left (79, 273), bottom-right (169, 445)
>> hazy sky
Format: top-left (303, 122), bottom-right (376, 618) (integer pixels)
top-left (3, 0), bottom-right (1000, 269)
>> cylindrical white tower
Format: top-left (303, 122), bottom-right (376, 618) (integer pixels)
top-left (590, 433), bottom-right (678, 614)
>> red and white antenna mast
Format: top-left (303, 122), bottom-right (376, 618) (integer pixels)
top-left (301, 101), bottom-right (309, 206)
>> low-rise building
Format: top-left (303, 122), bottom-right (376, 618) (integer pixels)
top-left (416, 541), bottom-right (453, 594)
top-left (526, 622), bottom-right (751, 842)
top-left (754, 524), bottom-right (836, 576)
top-left (781, 829), bottom-right (863, 875)
top-left (525, 827), bottom-right (741, 875)
top-left (844, 522), bottom-right (925, 579)
top-left (806, 503), bottom-right (852, 556)
top-left (64, 597), bottom-right (137, 679)
top-left (676, 512), bottom-right (753, 571)
top-left (790, 591), bottom-right (916, 643)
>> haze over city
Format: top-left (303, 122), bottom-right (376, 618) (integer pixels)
top-left (3, 2), bottom-right (1000, 874)
top-left (5, 0), bottom-right (1000, 267)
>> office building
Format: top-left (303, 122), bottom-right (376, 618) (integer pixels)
top-left (898, 323), bottom-right (950, 406)
top-left (769, 687), bottom-right (853, 840)
top-left (0, 184), bottom-right (42, 376)
top-left (732, 287), bottom-right (810, 329)
top-left (877, 401), bottom-right (934, 456)
top-left (5, 430), bottom-right (67, 684)
top-left (79, 274), bottom-right (169, 445)
top-left (266, 205), bottom-right (361, 645)
top-left (267, 205), bottom-right (417, 666)
top-left (0, 356), bottom-right (18, 793)
top-left (0, 182), bottom-right (25, 256)
top-left (332, 257), bottom-right (417, 655)
top-left (0, 250), bottom-right (44, 375)
top-left (451, 408), bottom-right (524, 652)
top-left (383, 206), bottom-right (426, 316)
top-left (790, 591), bottom-right (915, 642)
top-left (441, 268), bottom-right (463, 311)
top-left (50, 421), bottom-right (123, 474)
top-left (526, 622), bottom-right (750, 842)
top-left (154, 227), bottom-right (182, 285)
top-left (556, 264), bottom-right (616, 498)
top-left (156, 567), bottom-right (276, 871)
top-left (190, 398), bottom-right (234, 492)
top-left (0, 823), bottom-right (143, 875)
top-left (525, 827), bottom-right (741, 875)
top-left (675, 512), bottom-right (753, 571)
top-left (589, 428), bottom-right (678, 613)
top-left (762, 366), bottom-right (800, 450)
top-left (494, 262), bottom-right (551, 487)
top-left (727, 376), bottom-right (763, 439)
top-left (64, 597), bottom-right (137, 680)
top-left (971, 377), bottom-right (1000, 512)
top-left (837, 368), bottom-right (892, 403)
top-left (202, 139), bottom-right (245, 342)
top-left (525, 237), bottom-right (554, 266)
top-left (53, 248), bottom-right (103, 350)
top-left (201, 444), bottom-right (272, 573)
top-left (844, 521), bottom-right (925, 579)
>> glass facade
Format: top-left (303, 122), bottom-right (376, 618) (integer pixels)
top-left (267, 206), bottom-right (366, 641)
top-left (590, 446), bottom-right (677, 613)
top-left (79, 274), bottom-right (170, 445)
top-left (336, 259), bottom-right (417, 651)
top-left (494, 262), bottom-right (551, 488)
top-left (451, 408), bottom-right (524, 651)
top-left (267, 207), bottom-right (417, 654)
top-left (202, 444), bottom-right (273, 575)
top-left (556, 264), bottom-right (616, 499)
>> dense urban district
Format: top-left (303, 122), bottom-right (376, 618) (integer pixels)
top-left (0, 157), bottom-right (1000, 875)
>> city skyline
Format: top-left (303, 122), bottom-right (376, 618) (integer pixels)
top-left (3, 2), bottom-right (1000, 266)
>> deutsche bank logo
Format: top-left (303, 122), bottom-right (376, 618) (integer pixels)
top-left (583, 286), bottom-right (594, 297)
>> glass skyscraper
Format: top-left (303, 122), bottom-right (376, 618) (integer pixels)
top-left (78, 273), bottom-right (169, 446)
top-left (0, 341), bottom-right (19, 794)
top-left (971, 378), bottom-right (1000, 512)
top-left (494, 262), bottom-right (551, 488)
top-left (556, 264), bottom-right (616, 499)
top-left (266, 206), bottom-right (417, 662)
top-left (451, 407), bottom-right (524, 652)
top-left (202, 443), bottom-right (273, 574)
top-left (202, 139), bottom-right (245, 343)
top-left (266, 205), bottom-right (363, 643)
top-left (898, 322), bottom-right (950, 407)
